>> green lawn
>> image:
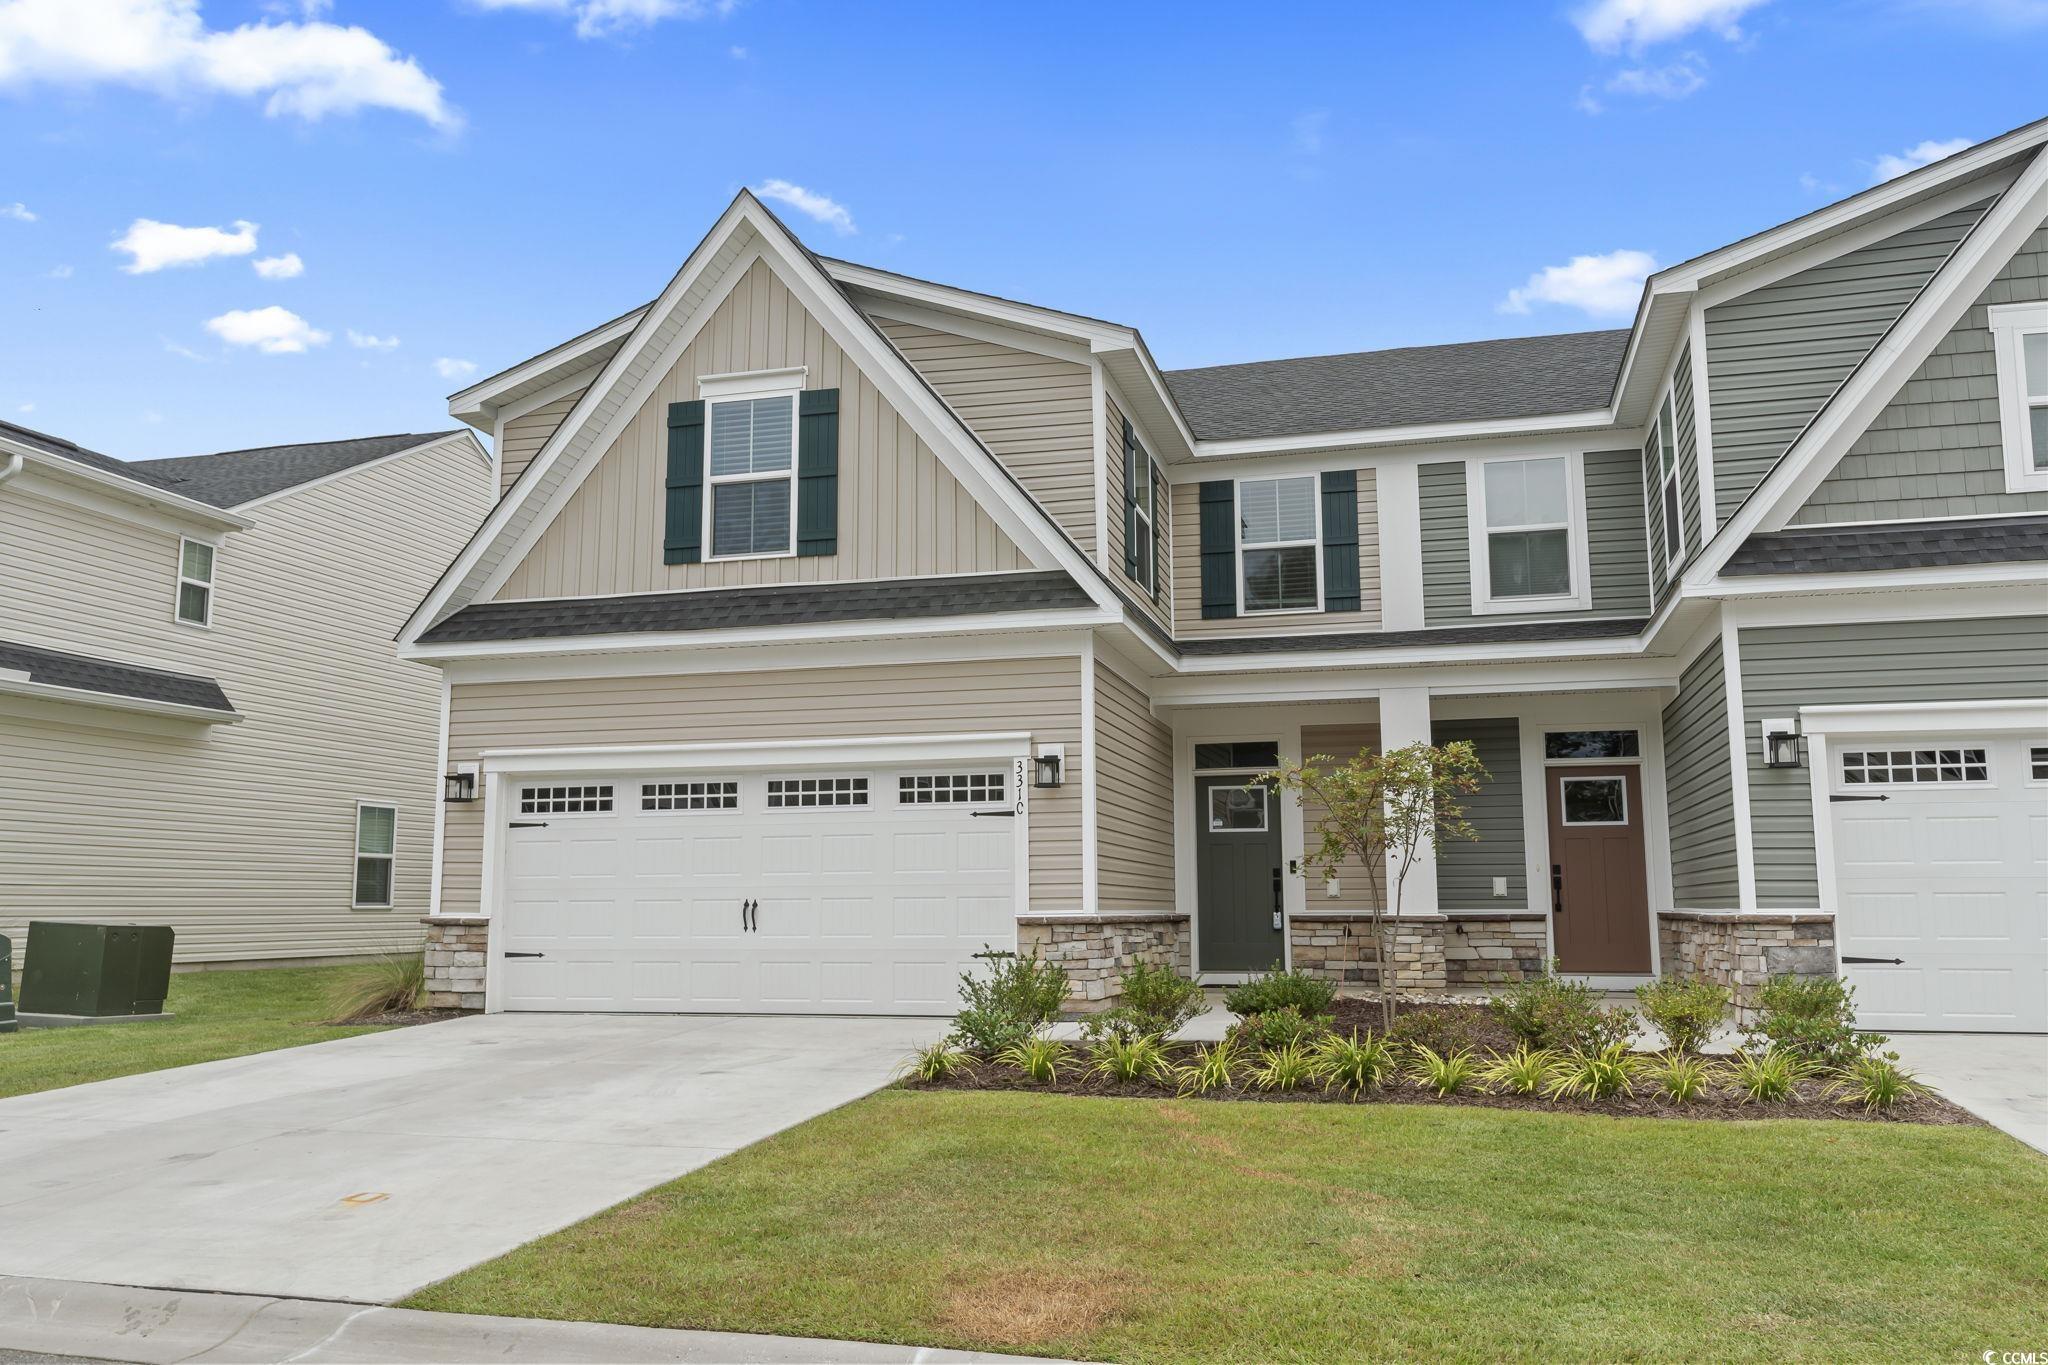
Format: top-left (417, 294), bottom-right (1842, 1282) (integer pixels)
top-left (0, 964), bottom-right (399, 1099)
top-left (408, 1090), bottom-right (2048, 1364)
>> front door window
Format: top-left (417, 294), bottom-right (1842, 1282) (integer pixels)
top-left (1207, 785), bottom-right (1268, 832)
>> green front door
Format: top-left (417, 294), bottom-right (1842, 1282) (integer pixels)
top-left (1195, 776), bottom-right (1284, 973)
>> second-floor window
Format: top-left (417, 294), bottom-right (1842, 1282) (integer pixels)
top-left (1650, 392), bottom-right (1682, 573)
top-left (1990, 302), bottom-right (2048, 492)
top-left (706, 393), bottom-right (796, 559)
top-left (1129, 440), bottom-right (1159, 593)
top-left (1238, 475), bottom-right (1319, 613)
top-left (176, 538), bottom-right (215, 626)
top-left (1473, 454), bottom-right (1583, 611)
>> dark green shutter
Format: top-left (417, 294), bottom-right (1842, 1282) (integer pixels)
top-left (1150, 462), bottom-right (1166, 602)
top-left (663, 400), bottom-right (705, 565)
top-left (1320, 469), bottom-right (1360, 612)
top-left (1121, 417), bottom-right (1141, 579)
top-left (796, 388), bottom-right (839, 558)
top-left (1198, 480), bottom-right (1235, 619)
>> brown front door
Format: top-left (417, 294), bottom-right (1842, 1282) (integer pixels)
top-left (1545, 765), bottom-right (1652, 974)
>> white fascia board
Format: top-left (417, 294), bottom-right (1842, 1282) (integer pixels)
top-left (0, 676), bottom-right (241, 723)
top-left (233, 432), bottom-right (490, 512)
top-left (856, 296), bottom-right (1094, 365)
top-left (1795, 698), bottom-right (2048, 736)
top-left (438, 628), bottom-right (1094, 686)
top-left (7, 444), bottom-right (254, 532)
top-left (1168, 628), bottom-right (1648, 676)
top-left (1150, 654), bottom-right (1679, 707)
top-left (1699, 562), bottom-right (2048, 599)
top-left (1189, 408), bottom-right (1616, 461)
top-left (496, 367), bottom-right (606, 426)
top-left (1096, 338), bottom-right (1200, 461)
top-left (446, 308), bottom-right (647, 427)
top-left (481, 731), bottom-right (1036, 776)
top-left (823, 259), bottom-right (1134, 350)
top-left (1721, 580), bottom-right (2048, 629)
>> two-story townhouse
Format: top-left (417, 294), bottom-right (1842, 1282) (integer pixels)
top-left (403, 117), bottom-right (2047, 1033)
top-left (0, 423), bottom-right (495, 967)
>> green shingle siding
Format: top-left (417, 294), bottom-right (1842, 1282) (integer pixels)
top-left (1739, 614), bottom-right (2048, 906)
top-left (1431, 717), bottom-right (1525, 910)
top-left (1662, 639), bottom-right (1739, 908)
top-left (1706, 201), bottom-right (1990, 527)
top-left (1586, 448), bottom-right (1651, 614)
top-left (1795, 224), bottom-right (2048, 525)
top-left (1419, 461), bottom-right (1471, 625)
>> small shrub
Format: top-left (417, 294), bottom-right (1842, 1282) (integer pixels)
top-left (1634, 977), bottom-right (1730, 1054)
top-left (1082, 962), bottom-right (1206, 1042)
top-left (1407, 1045), bottom-right (1479, 1097)
top-left (1478, 1045), bottom-right (1557, 1097)
top-left (996, 1035), bottom-right (1069, 1084)
top-left (325, 951), bottom-right (425, 1021)
top-left (1174, 1037), bottom-right (1242, 1096)
top-left (1488, 964), bottom-right (1636, 1052)
top-left (1385, 1008), bottom-right (1477, 1058)
top-left (1731, 1047), bottom-right (1815, 1104)
top-left (1088, 1033), bottom-right (1173, 1085)
top-left (1544, 1042), bottom-right (1644, 1102)
top-left (1223, 964), bottom-right (1336, 1019)
top-left (1229, 1005), bottom-right (1333, 1050)
top-left (1744, 975), bottom-right (1887, 1068)
top-left (1642, 1051), bottom-right (1719, 1104)
top-left (1313, 1029), bottom-right (1399, 1096)
top-left (950, 947), bottom-right (1069, 1055)
top-left (902, 1041), bottom-right (968, 1083)
top-left (1827, 1055), bottom-right (1930, 1112)
top-left (1250, 1040), bottom-right (1320, 1092)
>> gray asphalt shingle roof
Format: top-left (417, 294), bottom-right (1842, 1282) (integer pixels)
top-left (133, 432), bottom-right (462, 508)
top-left (417, 571), bottom-right (1094, 644)
top-left (1161, 330), bottom-right (1632, 441)
top-left (1723, 516), bottom-right (2048, 576)
top-left (0, 638), bottom-right (237, 714)
top-left (0, 419), bottom-right (187, 495)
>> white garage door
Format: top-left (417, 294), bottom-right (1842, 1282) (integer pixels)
top-left (497, 765), bottom-right (1020, 1014)
top-left (1829, 733), bottom-right (2048, 1033)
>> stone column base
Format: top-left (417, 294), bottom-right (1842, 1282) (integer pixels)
top-left (1657, 911), bottom-right (1837, 1022)
top-left (422, 916), bottom-right (488, 1010)
top-left (1289, 914), bottom-right (1448, 993)
top-left (1016, 913), bottom-right (1191, 1007)
top-left (1444, 912), bottom-right (1548, 987)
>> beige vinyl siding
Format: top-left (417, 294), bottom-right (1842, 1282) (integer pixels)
top-left (1104, 387), bottom-right (1170, 631)
top-left (498, 388), bottom-right (585, 497)
top-left (873, 316), bottom-right (1097, 552)
top-left (0, 439), bottom-right (492, 963)
top-left (1298, 724), bottom-right (1382, 911)
top-left (492, 257), bottom-right (1025, 601)
top-left (441, 656), bottom-right (1083, 916)
top-left (1093, 660), bottom-right (1173, 911)
top-left (1171, 468), bottom-right (1382, 636)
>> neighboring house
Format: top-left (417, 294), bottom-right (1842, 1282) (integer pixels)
top-left (0, 424), bottom-right (495, 966)
top-left (404, 118), bottom-right (2048, 1034)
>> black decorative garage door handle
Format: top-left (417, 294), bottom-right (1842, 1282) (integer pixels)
top-left (503, 951), bottom-right (545, 959)
top-left (1840, 956), bottom-right (1905, 965)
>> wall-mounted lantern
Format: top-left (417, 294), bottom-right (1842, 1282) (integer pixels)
top-left (443, 762), bottom-right (480, 802)
top-left (1032, 744), bottom-right (1065, 789)
top-left (1760, 718), bottom-right (1804, 770)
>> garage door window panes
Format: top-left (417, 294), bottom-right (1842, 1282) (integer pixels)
top-left (2031, 746), bottom-right (2048, 781)
top-left (520, 784), bottom-right (614, 814)
top-left (899, 773), bottom-right (1005, 805)
top-left (1840, 748), bottom-right (1989, 785)
top-left (642, 780), bottom-right (739, 811)
top-left (767, 776), bottom-right (869, 809)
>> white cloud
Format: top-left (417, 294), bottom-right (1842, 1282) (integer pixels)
top-left (347, 329), bottom-right (400, 350)
top-left (1573, 0), bottom-right (1768, 51)
top-left (2, 201), bottom-right (33, 221)
top-left (163, 337), bottom-right (210, 361)
top-left (467, 0), bottom-right (737, 40)
top-left (204, 305), bottom-right (329, 353)
top-left (252, 251), bottom-right (303, 278)
top-left (433, 356), bottom-right (477, 379)
top-left (45, 263), bottom-right (71, 278)
top-left (1500, 249), bottom-right (1657, 317)
top-left (112, 217), bottom-right (258, 273)
top-left (755, 178), bottom-right (855, 236)
top-left (0, 0), bottom-right (456, 129)
top-left (17, 401), bottom-right (33, 413)
top-left (1604, 57), bottom-right (1707, 99)
top-left (1871, 137), bottom-right (1973, 182)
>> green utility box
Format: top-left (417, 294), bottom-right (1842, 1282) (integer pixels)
top-left (0, 933), bottom-right (15, 1033)
top-left (19, 921), bottom-right (176, 1018)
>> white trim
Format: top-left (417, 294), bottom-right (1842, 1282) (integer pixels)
top-left (479, 770), bottom-right (506, 1010)
top-left (496, 368), bottom-right (604, 426)
top-left (1192, 409), bottom-right (1613, 459)
top-left (428, 676), bottom-right (453, 918)
top-left (1235, 473), bottom-right (1324, 615)
top-left (1080, 636), bottom-right (1100, 914)
top-left (1688, 306), bottom-right (1717, 543)
top-left (448, 308), bottom-right (645, 423)
top-left (1719, 624), bottom-right (1757, 910)
top-left (1796, 698), bottom-right (2048, 737)
top-left (698, 366), bottom-right (809, 401)
top-left (1, 437), bottom-right (254, 532)
top-left (1465, 450), bottom-right (1593, 615)
top-left (479, 731), bottom-right (1036, 775)
top-left (232, 432), bottom-right (491, 513)
top-left (1205, 783), bottom-right (1270, 833)
top-left (0, 675), bottom-right (240, 723)
top-left (856, 297), bottom-right (1094, 366)
top-left (174, 536), bottom-right (215, 628)
top-left (1091, 363), bottom-right (1110, 570)
top-left (351, 800), bottom-right (398, 911)
top-left (1374, 460), bottom-right (1425, 631)
top-left (700, 383), bottom-right (801, 562)
top-left (1701, 561), bottom-right (2048, 598)
top-left (1652, 387), bottom-right (1685, 577)
top-left (1987, 300), bottom-right (2048, 492)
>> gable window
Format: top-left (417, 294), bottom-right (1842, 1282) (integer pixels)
top-left (705, 391), bottom-right (796, 559)
top-left (1237, 475), bottom-right (1320, 613)
top-left (176, 538), bottom-right (215, 626)
top-left (1646, 391), bottom-right (1682, 573)
top-left (1989, 302), bottom-right (2048, 493)
top-left (352, 803), bottom-right (396, 909)
top-left (1128, 440), bottom-right (1159, 594)
top-left (1469, 454), bottom-right (1588, 613)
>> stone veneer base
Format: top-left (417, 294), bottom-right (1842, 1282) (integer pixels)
top-left (422, 916), bottom-right (488, 1010)
top-left (1288, 914), bottom-right (1448, 993)
top-left (1657, 911), bottom-right (1837, 1022)
top-left (1017, 912), bottom-right (1190, 1006)
top-left (1443, 912), bottom-right (1549, 988)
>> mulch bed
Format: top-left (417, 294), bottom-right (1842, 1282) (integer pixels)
top-left (318, 1008), bottom-right (471, 1028)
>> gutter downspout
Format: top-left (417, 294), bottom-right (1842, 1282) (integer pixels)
top-left (0, 451), bottom-right (23, 486)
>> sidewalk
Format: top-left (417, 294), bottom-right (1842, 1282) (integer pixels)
top-left (0, 1276), bottom-right (1066, 1365)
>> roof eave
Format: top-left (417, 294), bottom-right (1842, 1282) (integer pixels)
top-left (4, 438), bottom-right (254, 531)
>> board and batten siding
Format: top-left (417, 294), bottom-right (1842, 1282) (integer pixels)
top-left (440, 656), bottom-right (1084, 917)
top-left (872, 316), bottom-right (1097, 553)
top-left (1432, 717), bottom-right (1526, 911)
top-left (1705, 200), bottom-right (1990, 526)
top-left (0, 439), bottom-right (492, 963)
top-left (498, 387), bottom-right (586, 497)
top-left (1739, 614), bottom-right (2048, 906)
top-left (1093, 660), bottom-right (1174, 912)
top-left (1298, 724), bottom-right (1381, 911)
top-left (1794, 223), bottom-right (2048, 525)
top-left (490, 257), bottom-right (1024, 601)
top-left (1105, 387), bottom-right (1171, 632)
top-left (1171, 468), bottom-right (1381, 636)
top-left (1661, 640), bottom-right (1739, 909)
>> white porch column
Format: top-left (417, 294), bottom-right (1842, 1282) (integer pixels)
top-left (1377, 685), bottom-right (1439, 915)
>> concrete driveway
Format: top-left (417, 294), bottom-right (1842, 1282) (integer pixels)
top-left (1887, 1032), bottom-right (2048, 1154)
top-left (0, 1012), bottom-right (942, 1303)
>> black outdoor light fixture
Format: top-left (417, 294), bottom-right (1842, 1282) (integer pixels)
top-left (443, 768), bottom-right (479, 802)
top-left (1761, 718), bottom-right (1804, 770)
top-left (1032, 748), bottom-right (1064, 789)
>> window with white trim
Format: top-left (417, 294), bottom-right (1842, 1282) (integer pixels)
top-left (1237, 475), bottom-right (1319, 613)
top-left (1207, 785), bottom-right (1268, 832)
top-left (176, 538), bottom-right (215, 626)
top-left (1476, 455), bottom-right (1579, 608)
top-left (642, 780), bottom-right (738, 811)
top-left (353, 803), bottom-right (395, 908)
top-left (1646, 391), bottom-right (1682, 573)
top-left (706, 393), bottom-right (796, 559)
top-left (898, 772), bottom-right (1006, 804)
top-left (1989, 301), bottom-right (2048, 492)
top-left (1129, 442), bottom-right (1159, 594)
top-left (1559, 777), bottom-right (1627, 825)
top-left (520, 784), bottom-right (614, 814)
top-left (767, 776), bottom-right (869, 809)
top-left (1839, 748), bottom-right (1989, 786)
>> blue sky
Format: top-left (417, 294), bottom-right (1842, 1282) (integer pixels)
top-left (1, 0), bottom-right (2042, 460)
